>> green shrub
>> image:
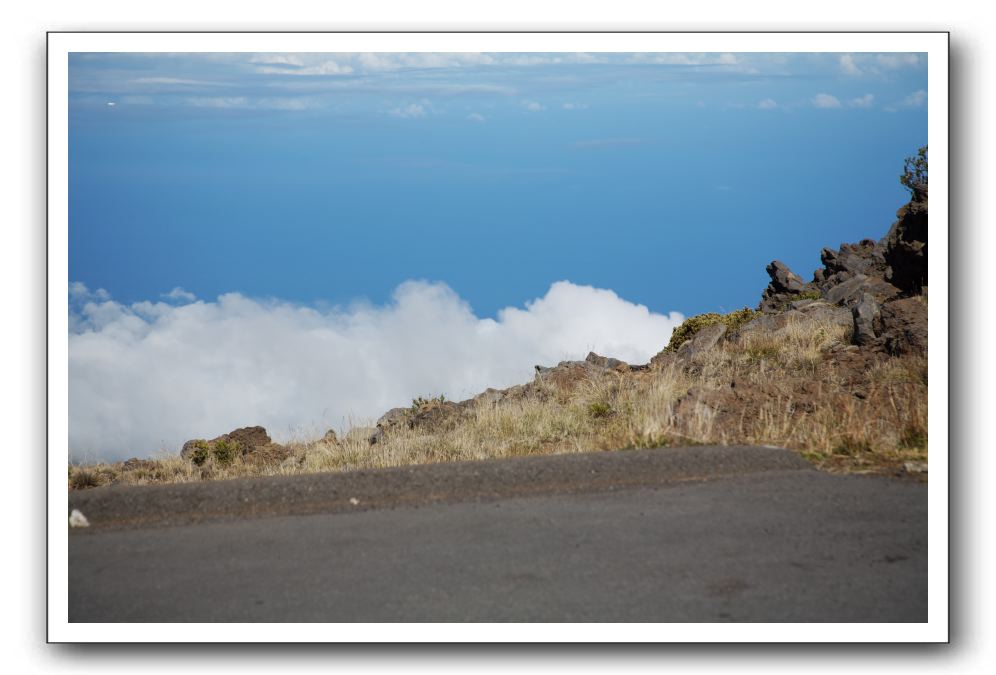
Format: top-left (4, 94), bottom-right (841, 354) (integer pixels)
top-left (664, 307), bottom-right (757, 353)
top-left (211, 439), bottom-right (240, 466)
top-left (900, 145), bottom-right (928, 195)
top-left (410, 394), bottom-right (447, 414)
top-left (188, 440), bottom-right (211, 466)
top-left (587, 401), bottom-right (613, 419)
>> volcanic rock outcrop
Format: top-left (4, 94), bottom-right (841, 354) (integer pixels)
top-left (750, 186), bottom-right (927, 356)
top-left (180, 426), bottom-right (289, 466)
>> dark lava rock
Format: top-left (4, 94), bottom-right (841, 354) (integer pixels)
top-left (851, 294), bottom-right (881, 347)
top-left (759, 261), bottom-right (815, 313)
top-left (371, 401), bottom-right (468, 444)
top-left (878, 297), bottom-right (928, 356)
top-left (880, 190), bottom-right (928, 294)
top-left (824, 274), bottom-right (899, 308)
top-left (767, 260), bottom-right (806, 294)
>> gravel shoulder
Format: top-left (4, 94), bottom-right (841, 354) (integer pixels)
top-left (68, 445), bottom-right (816, 531)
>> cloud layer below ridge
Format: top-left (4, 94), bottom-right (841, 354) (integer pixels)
top-left (68, 281), bottom-right (684, 461)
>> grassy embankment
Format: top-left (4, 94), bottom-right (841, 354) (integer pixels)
top-left (68, 307), bottom-right (927, 490)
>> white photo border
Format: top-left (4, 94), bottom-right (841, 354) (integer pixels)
top-left (47, 31), bottom-right (949, 643)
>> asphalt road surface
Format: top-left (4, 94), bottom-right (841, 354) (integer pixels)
top-left (68, 446), bottom-right (927, 622)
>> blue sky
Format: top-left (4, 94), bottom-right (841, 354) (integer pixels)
top-left (69, 51), bottom-right (927, 318)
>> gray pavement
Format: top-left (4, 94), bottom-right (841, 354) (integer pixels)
top-left (67, 447), bottom-right (927, 622)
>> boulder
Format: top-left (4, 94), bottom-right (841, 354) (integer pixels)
top-left (471, 388), bottom-right (506, 408)
top-left (851, 294), bottom-right (880, 347)
top-left (585, 351), bottom-right (630, 371)
top-left (369, 407), bottom-right (409, 444)
top-left (790, 298), bottom-right (818, 311)
top-left (534, 353), bottom-right (631, 393)
top-left (370, 400), bottom-right (467, 444)
top-left (820, 239), bottom-right (887, 280)
top-left (226, 426), bottom-right (272, 451)
top-left (824, 274), bottom-right (899, 308)
top-left (880, 192), bottom-right (928, 294)
top-left (180, 426), bottom-right (288, 466)
top-left (535, 361), bottom-right (599, 393)
top-left (736, 303), bottom-right (852, 339)
top-left (122, 457), bottom-right (157, 471)
top-left (409, 400), bottom-right (465, 432)
top-left (766, 261), bottom-right (806, 294)
top-left (648, 350), bottom-right (678, 371)
top-left (469, 383), bottom-right (534, 409)
top-left (878, 297), bottom-right (928, 356)
top-left (376, 407), bottom-right (409, 429)
top-left (759, 261), bottom-right (814, 313)
top-left (675, 322), bottom-right (727, 364)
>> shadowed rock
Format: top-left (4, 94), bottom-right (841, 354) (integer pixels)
top-left (851, 294), bottom-right (881, 347)
top-left (371, 401), bottom-right (468, 444)
top-left (824, 274), bottom-right (899, 308)
top-left (881, 190), bottom-right (928, 294)
top-left (759, 261), bottom-right (815, 313)
top-left (878, 297), bottom-right (928, 356)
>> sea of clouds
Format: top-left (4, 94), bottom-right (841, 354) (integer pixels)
top-left (68, 280), bottom-right (684, 461)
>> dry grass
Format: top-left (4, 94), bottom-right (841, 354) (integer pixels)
top-left (68, 314), bottom-right (928, 489)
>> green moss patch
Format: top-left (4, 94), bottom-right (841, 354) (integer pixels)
top-left (664, 307), bottom-right (758, 353)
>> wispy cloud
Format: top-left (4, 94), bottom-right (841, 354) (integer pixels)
top-left (901, 89), bottom-right (927, 107)
top-left (249, 53), bottom-right (306, 67)
top-left (839, 54), bottom-right (862, 76)
top-left (183, 96), bottom-right (321, 111)
top-left (162, 287), bottom-right (197, 303)
top-left (628, 52), bottom-right (739, 66)
top-left (70, 52), bottom-right (926, 118)
top-left (256, 60), bottom-right (354, 76)
top-left (757, 98), bottom-right (778, 110)
top-left (183, 96), bottom-right (250, 108)
top-left (848, 93), bottom-right (875, 108)
top-left (836, 52), bottom-right (923, 77)
top-left (390, 103), bottom-right (427, 118)
top-left (811, 93), bottom-right (842, 109)
top-left (876, 53), bottom-right (921, 70)
top-left (131, 77), bottom-right (232, 87)
top-left (466, 112), bottom-right (486, 123)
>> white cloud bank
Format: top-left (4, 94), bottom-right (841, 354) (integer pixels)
top-left (68, 281), bottom-right (684, 461)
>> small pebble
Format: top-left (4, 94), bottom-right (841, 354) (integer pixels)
top-left (69, 509), bottom-right (90, 528)
top-left (349, 497), bottom-right (360, 505)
